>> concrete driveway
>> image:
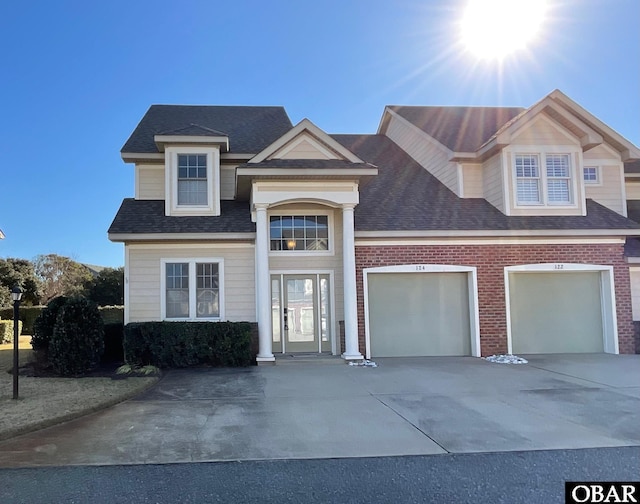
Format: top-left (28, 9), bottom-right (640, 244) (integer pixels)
top-left (0, 354), bottom-right (638, 467)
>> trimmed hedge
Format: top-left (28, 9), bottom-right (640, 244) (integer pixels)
top-left (124, 321), bottom-right (255, 368)
top-left (99, 306), bottom-right (124, 324)
top-left (0, 305), bottom-right (124, 334)
top-left (0, 306), bottom-right (44, 335)
top-left (0, 320), bottom-right (23, 344)
top-left (49, 298), bottom-right (105, 376)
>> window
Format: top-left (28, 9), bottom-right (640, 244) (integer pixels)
top-left (515, 154), bottom-right (541, 203)
top-left (515, 153), bottom-right (573, 206)
top-left (545, 154), bottom-right (571, 204)
top-left (177, 154), bottom-right (208, 205)
top-left (163, 260), bottom-right (222, 319)
top-left (583, 166), bottom-right (599, 184)
top-left (165, 146), bottom-right (220, 217)
top-left (270, 215), bottom-right (329, 251)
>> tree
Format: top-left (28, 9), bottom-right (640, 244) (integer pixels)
top-left (0, 258), bottom-right (42, 306)
top-left (34, 254), bottom-right (93, 304)
top-left (86, 267), bottom-right (124, 306)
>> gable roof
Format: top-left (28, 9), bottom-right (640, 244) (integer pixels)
top-left (121, 105), bottom-right (293, 154)
top-left (384, 106), bottom-right (524, 152)
top-left (334, 134), bottom-right (640, 233)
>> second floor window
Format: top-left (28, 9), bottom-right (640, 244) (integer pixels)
top-left (515, 153), bottom-right (572, 206)
top-left (270, 215), bottom-right (329, 251)
top-left (177, 154), bottom-right (208, 205)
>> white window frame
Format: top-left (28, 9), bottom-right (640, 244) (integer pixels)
top-left (165, 146), bottom-right (220, 216)
top-left (268, 210), bottom-right (334, 257)
top-left (583, 165), bottom-right (601, 185)
top-left (160, 258), bottom-right (225, 321)
top-left (511, 146), bottom-right (579, 209)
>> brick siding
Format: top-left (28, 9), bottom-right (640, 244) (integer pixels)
top-left (355, 243), bottom-right (634, 356)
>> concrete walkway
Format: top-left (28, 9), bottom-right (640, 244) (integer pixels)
top-left (0, 354), bottom-right (638, 467)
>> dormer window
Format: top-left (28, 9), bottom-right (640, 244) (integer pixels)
top-left (165, 146), bottom-right (220, 216)
top-left (178, 154), bottom-right (208, 205)
top-left (514, 152), bottom-right (573, 206)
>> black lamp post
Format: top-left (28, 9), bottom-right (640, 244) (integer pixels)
top-left (11, 286), bottom-right (22, 400)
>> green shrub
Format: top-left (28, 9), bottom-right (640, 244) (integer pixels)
top-left (0, 306), bottom-right (43, 335)
top-left (32, 297), bottom-right (68, 352)
top-left (102, 322), bottom-right (125, 363)
top-left (0, 320), bottom-right (23, 344)
top-left (99, 306), bottom-right (124, 324)
top-left (49, 298), bottom-right (104, 376)
top-left (123, 321), bottom-right (254, 368)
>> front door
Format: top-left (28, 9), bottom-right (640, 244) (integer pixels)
top-left (272, 274), bottom-right (332, 353)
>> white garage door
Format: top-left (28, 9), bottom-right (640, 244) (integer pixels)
top-left (509, 272), bottom-right (604, 354)
top-left (367, 272), bottom-right (472, 357)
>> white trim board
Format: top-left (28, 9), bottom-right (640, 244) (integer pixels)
top-left (362, 264), bottom-right (481, 359)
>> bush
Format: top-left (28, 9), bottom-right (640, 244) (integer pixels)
top-left (32, 297), bottom-right (68, 352)
top-left (102, 322), bottom-right (124, 363)
top-left (0, 320), bottom-right (23, 344)
top-left (49, 298), bottom-right (104, 376)
top-left (124, 321), bottom-right (254, 368)
top-left (0, 306), bottom-right (44, 335)
top-left (99, 306), bottom-right (124, 324)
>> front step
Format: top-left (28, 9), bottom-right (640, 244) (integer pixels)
top-left (274, 353), bottom-right (345, 365)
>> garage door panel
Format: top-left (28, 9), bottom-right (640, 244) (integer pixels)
top-left (509, 272), bottom-right (603, 354)
top-left (368, 272), bottom-right (471, 357)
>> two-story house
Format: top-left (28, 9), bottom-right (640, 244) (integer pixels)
top-left (108, 90), bottom-right (640, 362)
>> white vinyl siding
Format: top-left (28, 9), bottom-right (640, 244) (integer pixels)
top-left (625, 182), bottom-right (640, 200)
top-left (510, 115), bottom-right (577, 146)
top-left (483, 153), bottom-right (504, 212)
top-left (127, 245), bottom-right (255, 322)
top-left (384, 113), bottom-right (460, 195)
top-left (461, 164), bottom-right (484, 198)
top-left (136, 165), bottom-right (164, 200)
top-left (220, 165), bottom-right (236, 200)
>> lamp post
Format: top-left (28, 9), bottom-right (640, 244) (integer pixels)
top-left (11, 286), bottom-right (22, 400)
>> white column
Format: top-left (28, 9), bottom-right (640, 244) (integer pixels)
top-left (342, 204), bottom-right (363, 360)
top-left (255, 204), bottom-right (275, 363)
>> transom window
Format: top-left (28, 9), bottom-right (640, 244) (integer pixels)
top-left (583, 166), bottom-right (599, 184)
top-left (270, 216), bottom-right (329, 251)
top-left (515, 153), bottom-right (573, 205)
top-left (164, 260), bottom-right (221, 319)
top-left (177, 154), bottom-right (208, 205)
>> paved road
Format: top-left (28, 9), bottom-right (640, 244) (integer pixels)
top-left (0, 447), bottom-right (638, 503)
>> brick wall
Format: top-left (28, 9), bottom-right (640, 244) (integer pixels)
top-left (355, 243), bottom-right (634, 355)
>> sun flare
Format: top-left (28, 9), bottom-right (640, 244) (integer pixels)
top-left (461, 0), bottom-right (548, 60)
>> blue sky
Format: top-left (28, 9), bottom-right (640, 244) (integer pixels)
top-left (1, 0), bottom-right (638, 267)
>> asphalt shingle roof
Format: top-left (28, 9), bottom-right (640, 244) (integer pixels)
top-left (121, 105), bottom-right (293, 154)
top-left (333, 134), bottom-right (640, 232)
top-left (625, 160), bottom-right (640, 174)
top-left (388, 106), bottom-right (524, 152)
top-left (108, 200), bottom-right (254, 235)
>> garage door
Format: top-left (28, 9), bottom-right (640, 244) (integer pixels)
top-left (509, 272), bottom-right (604, 353)
top-left (367, 272), bottom-right (471, 357)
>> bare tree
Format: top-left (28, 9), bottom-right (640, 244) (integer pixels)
top-left (34, 254), bottom-right (93, 304)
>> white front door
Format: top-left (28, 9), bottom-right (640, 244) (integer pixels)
top-left (272, 274), bottom-right (331, 353)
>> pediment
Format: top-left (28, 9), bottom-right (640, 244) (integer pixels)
top-left (250, 118), bottom-right (363, 164)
